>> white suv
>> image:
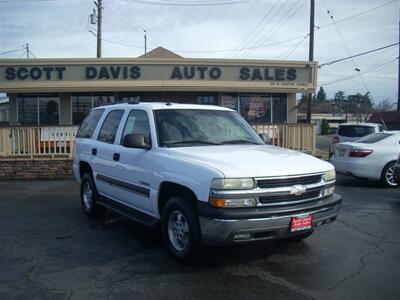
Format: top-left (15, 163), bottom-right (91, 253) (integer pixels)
top-left (73, 102), bottom-right (342, 263)
top-left (333, 122), bottom-right (384, 144)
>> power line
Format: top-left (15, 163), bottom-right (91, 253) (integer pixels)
top-left (237, 0), bottom-right (293, 58)
top-left (318, 0), bottom-right (397, 30)
top-left (242, 0), bottom-right (307, 58)
top-left (227, 1), bottom-right (281, 58)
top-left (277, 33), bottom-right (309, 60)
top-left (318, 56), bottom-right (398, 86)
top-left (105, 3), bottom-right (159, 47)
top-left (0, 47), bottom-right (24, 56)
top-left (120, 0), bottom-right (266, 6)
top-left (319, 43), bottom-right (399, 68)
top-left (322, 0), bottom-right (370, 94)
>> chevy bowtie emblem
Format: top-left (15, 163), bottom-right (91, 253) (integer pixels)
top-left (290, 184), bottom-right (307, 196)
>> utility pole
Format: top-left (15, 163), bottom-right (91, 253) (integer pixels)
top-left (144, 30), bottom-right (147, 55)
top-left (25, 43), bottom-right (29, 59)
top-left (397, 7), bottom-right (400, 128)
top-left (94, 0), bottom-right (103, 58)
top-left (307, 0), bottom-right (315, 123)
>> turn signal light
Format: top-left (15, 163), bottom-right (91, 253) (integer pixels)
top-left (208, 198), bottom-right (256, 208)
top-left (349, 149), bottom-right (373, 157)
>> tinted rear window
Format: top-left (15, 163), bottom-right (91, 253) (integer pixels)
top-left (97, 110), bottom-right (124, 144)
top-left (355, 133), bottom-right (392, 144)
top-left (338, 125), bottom-right (375, 137)
top-left (76, 109), bottom-right (104, 139)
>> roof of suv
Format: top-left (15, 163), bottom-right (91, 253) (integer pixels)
top-left (338, 122), bottom-right (380, 127)
top-left (93, 102), bottom-right (233, 111)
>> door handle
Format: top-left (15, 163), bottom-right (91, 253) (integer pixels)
top-left (91, 148), bottom-right (97, 156)
top-left (113, 153), bottom-right (120, 161)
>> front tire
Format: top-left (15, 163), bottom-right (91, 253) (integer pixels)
top-left (162, 197), bottom-right (202, 264)
top-left (381, 162), bottom-right (398, 188)
top-left (80, 173), bottom-right (106, 218)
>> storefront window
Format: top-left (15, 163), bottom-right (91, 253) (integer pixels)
top-left (196, 95), bottom-right (216, 105)
top-left (39, 95), bottom-right (59, 125)
top-left (17, 94), bottom-right (59, 125)
top-left (240, 94), bottom-right (272, 124)
top-left (272, 93), bottom-right (287, 123)
top-left (117, 92), bottom-right (140, 104)
top-left (238, 93), bottom-right (287, 124)
top-left (93, 93), bottom-right (115, 107)
top-left (72, 94), bottom-right (93, 124)
top-left (221, 93), bottom-right (238, 112)
top-left (18, 95), bottom-right (38, 125)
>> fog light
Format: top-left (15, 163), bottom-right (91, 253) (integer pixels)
top-left (323, 186), bottom-right (335, 197)
top-left (233, 233), bottom-right (252, 240)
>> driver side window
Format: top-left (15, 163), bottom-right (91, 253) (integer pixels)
top-left (121, 110), bottom-right (151, 145)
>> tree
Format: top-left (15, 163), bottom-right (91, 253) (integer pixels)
top-left (374, 99), bottom-right (395, 112)
top-left (321, 119), bottom-right (330, 135)
top-left (346, 92), bottom-right (374, 122)
top-left (316, 86), bottom-right (328, 103)
top-left (333, 91), bottom-right (346, 114)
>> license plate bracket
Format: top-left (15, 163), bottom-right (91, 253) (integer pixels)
top-left (290, 214), bottom-right (313, 232)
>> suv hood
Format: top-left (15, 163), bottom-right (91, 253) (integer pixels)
top-left (167, 145), bottom-right (333, 178)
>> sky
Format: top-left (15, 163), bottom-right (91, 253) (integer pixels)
top-left (0, 0), bottom-right (398, 105)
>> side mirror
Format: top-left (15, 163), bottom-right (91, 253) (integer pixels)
top-left (122, 134), bottom-right (151, 150)
top-left (259, 133), bottom-right (272, 145)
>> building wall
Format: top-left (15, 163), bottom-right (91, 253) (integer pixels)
top-left (0, 159), bottom-right (72, 179)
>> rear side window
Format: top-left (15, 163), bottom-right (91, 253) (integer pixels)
top-left (356, 133), bottom-right (392, 143)
top-left (97, 110), bottom-right (124, 144)
top-left (76, 109), bottom-right (104, 139)
top-left (338, 125), bottom-right (375, 137)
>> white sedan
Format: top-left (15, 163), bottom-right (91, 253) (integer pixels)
top-left (330, 132), bottom-right (400, 187)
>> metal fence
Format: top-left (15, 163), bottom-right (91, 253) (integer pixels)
top-left (0, 123), bottom-right (315, 159)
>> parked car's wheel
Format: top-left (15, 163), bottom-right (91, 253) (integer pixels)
top-left (162, 196), bottom-right (202, 264)
top-left (80, 173), bottom-right (106, 218)
top-left (381, 162), bottom-right (398, 188)
top-left (283, 231), bottom-right (313, 243)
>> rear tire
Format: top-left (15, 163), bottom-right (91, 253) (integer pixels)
top-left (381, 162), bottom-right (398, 188)
top-left (162, 197), bottom-right (202, 264)
top-left (80, 173), bottom-right (106, 218)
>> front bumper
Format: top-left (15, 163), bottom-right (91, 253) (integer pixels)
top-left (198, 193), bottom-right (342, 245)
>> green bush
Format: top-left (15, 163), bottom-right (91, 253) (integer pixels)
top-left (321, 119), bottom-right (330, 135)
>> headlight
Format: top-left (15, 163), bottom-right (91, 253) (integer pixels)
top-left (209, 198), bottom-right (256, 208)
top-left (324, 169), bottom-right (336, 182)
top-left (210, 178), bottom-right (255, 190)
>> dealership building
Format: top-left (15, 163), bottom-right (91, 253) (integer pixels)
top-left (0, 47), bottom-right (317, 127)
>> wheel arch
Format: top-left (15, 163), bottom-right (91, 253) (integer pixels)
top-left (79, 161), bottom-right (93, 180)
top-left (158, 181), bottom-right (199, 217)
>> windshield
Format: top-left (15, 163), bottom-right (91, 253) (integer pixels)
top-left (338, 125), bottom-right (375, 137)
top-left (154, 109), bottom-right (263, 147)
top-left (355, 133), bottom-right (392, 144)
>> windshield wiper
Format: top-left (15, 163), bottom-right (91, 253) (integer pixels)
top-left (166, 140), bottom-right (220, 147)
top-left (220, 139), bottom-right (260, 145)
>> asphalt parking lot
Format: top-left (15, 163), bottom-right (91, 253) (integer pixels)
top-left (0, 176), bottom-right (399, 300)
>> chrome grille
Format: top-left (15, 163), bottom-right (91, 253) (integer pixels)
top-left (258, 188), bottom-right (321, 205)
top-left (256, 174), bottom-right (322, 189)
